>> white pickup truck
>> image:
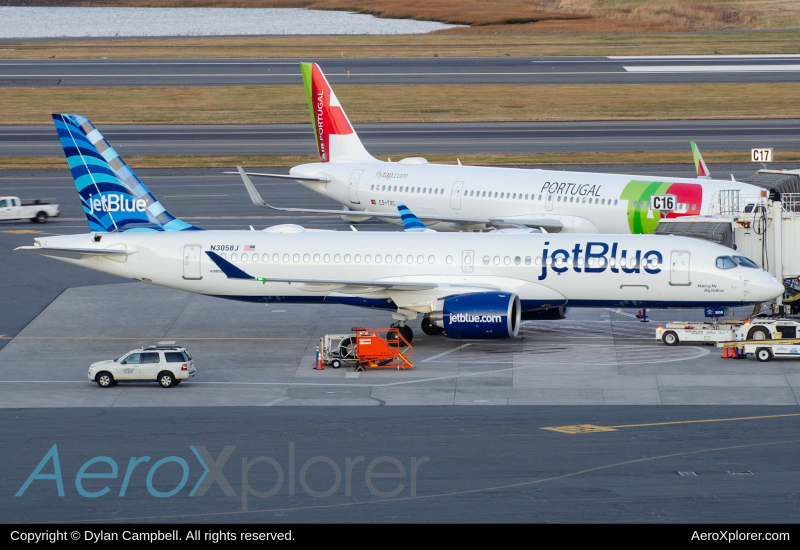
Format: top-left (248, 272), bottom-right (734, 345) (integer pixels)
top-left (0, 196), bottom-right (60, 223)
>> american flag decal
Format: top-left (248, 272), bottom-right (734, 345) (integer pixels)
top-left (245, 245), bottom-right (255, 251)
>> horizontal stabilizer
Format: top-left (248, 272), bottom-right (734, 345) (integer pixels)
top-left (223, 171), bottom-right (330, 183)
top-left (14, 246), bottom-right (132, 260)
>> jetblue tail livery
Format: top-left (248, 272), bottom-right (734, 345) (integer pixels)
top-left (53, 114), bottom-right (201, 233)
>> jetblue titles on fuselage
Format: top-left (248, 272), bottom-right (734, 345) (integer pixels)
top-left (538, 241), bottom-right (662, 280)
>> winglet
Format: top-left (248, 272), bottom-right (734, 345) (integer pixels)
top-left (397, 203), bottom-right (435, 232)
top-left (205, 251), bottom-right (255, 280)
top-left (691, 141), bottom-right (711, 179)
top-left (237, 166), bottom-right (268, 209)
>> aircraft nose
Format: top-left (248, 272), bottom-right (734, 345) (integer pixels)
top-left (768, 276), bottom-right (785, 299)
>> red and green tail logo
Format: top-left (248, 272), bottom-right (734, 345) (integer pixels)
top-left (621, 180), bottom-right (703, 233)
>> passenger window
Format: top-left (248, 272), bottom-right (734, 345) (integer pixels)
top-left (525, 257), bottom-right (531, 265)
top-left (122, 353), bottom-right (142, 365)
top-left (715, 256), bottom-right (736, 269)
top-left (514, 256), bottom-right (521, 265)
top-left (483, 256), bottom-right (490, 265)
top-left (141, 352), bottom-right (160, 364)
top-left (164, 352), bottom-right (185, 363)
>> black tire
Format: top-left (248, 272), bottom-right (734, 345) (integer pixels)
top-left (34, 211), bottom-right (48, 224)
top-left (96, 372), bottom-right (114, 388)
top-left (158, 371), bottom-right (175, 388)
top-left (662, 331), bottom-right (679, 346)
top-left (421, 317), bottom-right (444, 335)
top-left (400, 325), bottom-right (413, 344)
top-left (748, 326), bottom-right (770, 341)
top-left (338, 337), bottom-right (357, 359)
top-left (756, 348), bottom-right (772, 362)
top-left (331, 359), bottom-right (342, 369)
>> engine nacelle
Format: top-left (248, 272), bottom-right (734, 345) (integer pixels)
top-left (430, 292), bottom-right (521, 339)
top-left (521, 307), bottom-right (569, 321)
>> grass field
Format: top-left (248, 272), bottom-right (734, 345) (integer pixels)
top-left (5, 150), bottom-right (799, 170)
top-left (3, 82), bottom-right (799, 125)
top-left (3, 30), bottom-right (800, 59)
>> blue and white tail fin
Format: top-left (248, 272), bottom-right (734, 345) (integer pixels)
top-left (53, 114), bottom-right (202, 233)
top-left (397, 203), bottom-right (435, 232)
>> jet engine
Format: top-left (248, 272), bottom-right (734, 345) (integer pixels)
top-left (428, 292), bottom-right (521, 339)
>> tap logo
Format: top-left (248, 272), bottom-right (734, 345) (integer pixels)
top-left (88, 194), bottom-right (146, 214)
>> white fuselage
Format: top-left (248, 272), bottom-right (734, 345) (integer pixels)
top-left (32, 229), bottom-right (782, 312)
top-left (290, 161), bottom-right (761, 233)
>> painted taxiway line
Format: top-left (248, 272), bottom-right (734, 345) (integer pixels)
top-left (625, 64), bottom-right (800, 73)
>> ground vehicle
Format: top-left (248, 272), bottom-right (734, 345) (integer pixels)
top-left (320, 328), bottom-right (412, 370)
top-left (656, 320), bottom-right (740, 346)
top-left (0, 196), bottom-right (59, 223)
top-left (88, 343), bottom-right (195, 388)
top-left (733, 319), bottom-right (800, 342)
top-left (743, 341), bottom-right (800, 362)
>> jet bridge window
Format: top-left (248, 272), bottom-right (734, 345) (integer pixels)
top-left (716, 256), bottom-right (737, 269)
top-left (733, 256), bottom-right (759, 268)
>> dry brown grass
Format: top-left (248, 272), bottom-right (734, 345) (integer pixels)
top-left (2, 83), bottom-right (799, 125)
top-left (5, 150), bottom-right (799, 170)
top-left (4, 0), bottom-right (800, 32)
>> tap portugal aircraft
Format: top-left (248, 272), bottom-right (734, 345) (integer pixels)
top-left (233, 62), bottom-right (762, 234)
top-left (15, 114), bottom-right (783, 342)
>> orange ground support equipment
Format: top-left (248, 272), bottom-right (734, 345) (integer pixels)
top-left (352, 327), bottom-right (414, 370)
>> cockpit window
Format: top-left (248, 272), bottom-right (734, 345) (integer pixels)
top-left (715, 256), bottom-right (736, 270)
top-left (732, 255), bottom-right (759, 268)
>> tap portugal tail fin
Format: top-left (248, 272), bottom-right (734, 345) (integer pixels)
top-left (52, 114), bottom-right (202, 232)
top-left (300, 62), bottom-right (375, 164)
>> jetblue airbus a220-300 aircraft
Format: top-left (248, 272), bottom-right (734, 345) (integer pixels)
top-left (235, 62), bottom-right (763, 234)
top-left (16, 114), bottom-right (783, 342)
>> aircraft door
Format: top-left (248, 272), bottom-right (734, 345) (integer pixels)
top-left (462, 250), bottom-right (474, 273)
top-left (348, 169), bottom-right (364, 204)
top-left (183, 244), bottom-right (203, 280)
top-left (669, 250), bottom-right (691, 286)
top-left (451, 181), bottom-right (464, 210)
top-left (545, 193), bottom-right (553, 211)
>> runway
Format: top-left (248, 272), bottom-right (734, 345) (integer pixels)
top-left (4, 119), bottom-right (800, 157)
top-left (2, 55), bottom-right (800, 87)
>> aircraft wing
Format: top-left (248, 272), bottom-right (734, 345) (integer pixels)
top-left (233, 167), bottom-right (564, 231)
top-left (14, 246), bottom-right (133, 260)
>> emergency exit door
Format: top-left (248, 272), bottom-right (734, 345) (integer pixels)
top-left (462, 250), bottom-right (474, 273)
top-left (349, 170), bottom-right (363, 204)
top-left (451, 181), bottom-right (464, 210)
top-left (183, 244), bottom-right (202, 280)
top-left (670, 250), bottom-right (690, 286)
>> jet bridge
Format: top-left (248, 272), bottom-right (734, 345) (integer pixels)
top-left (655, 177), bottom-right (800, 314)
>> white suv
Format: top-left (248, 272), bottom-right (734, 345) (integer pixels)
top-left (89, 345), bottom-right (195, 388)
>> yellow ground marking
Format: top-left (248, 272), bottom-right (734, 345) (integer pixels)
top-left (542, 425), bottom-right (618, 434)
top-left (49, 438), bottom-right (800, 523)
top-left (1, 229), bottom-right (49, 234)
top-left (542, 413), bottom-right (800, 434)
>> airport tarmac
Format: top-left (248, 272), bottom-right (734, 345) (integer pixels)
top-left (2, 56), bottom-right (800, 87)
top-left (5, 120), bottom-right (800, 157)
top-left (2, 164), bottom-right (799, 407)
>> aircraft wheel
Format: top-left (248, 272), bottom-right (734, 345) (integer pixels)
top-left (399, 325), bottom-right (413, 343)
top-left (421, 317), bottom-right (444, 335)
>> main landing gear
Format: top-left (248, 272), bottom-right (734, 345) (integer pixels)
top-left (389, 324), bottom-right (414, 343)
top-left (421, 317), bottom-right (444, 336)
